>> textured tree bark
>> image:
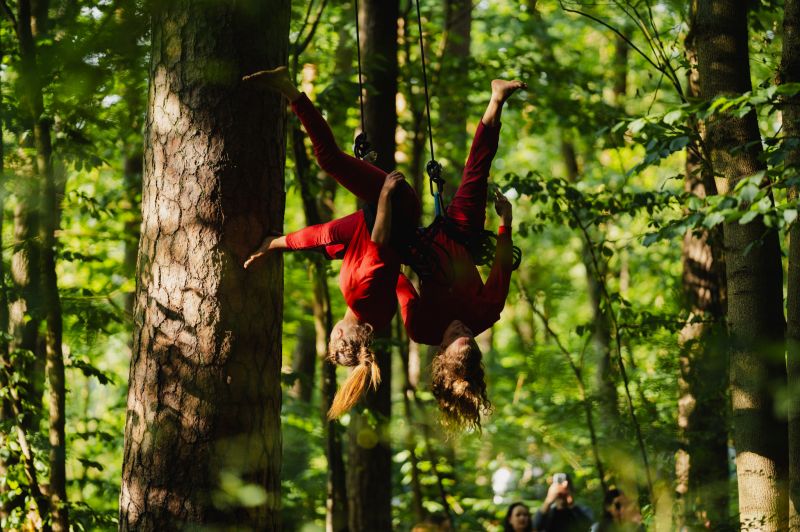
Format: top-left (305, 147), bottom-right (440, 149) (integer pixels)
top-left (10, 0), bottom-right (44, 452)
top-left (439, 0), bottom-right (471, 185)
top-left (695, 2), bottom-right (788, 529)
top-left (347, 2), bottom-right (397, 530)
top-left (675, 23), bottom-right (730, 529)
top-left (782, 0), bottom-right (800, 527)
top-left (119, 0), bottom-right (289, 529)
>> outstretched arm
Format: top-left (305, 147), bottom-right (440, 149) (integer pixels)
top-left (244, 212), bottom-right (361, 269)
top-left (481, 191), bottom-right (514, 306)
top-left (371, 171), bottom-right (405, 247)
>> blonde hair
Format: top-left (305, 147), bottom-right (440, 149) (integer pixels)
top-left (431, 338), bottom-right (491, 430)
top-left (327, 323), bottom-right (379, 419)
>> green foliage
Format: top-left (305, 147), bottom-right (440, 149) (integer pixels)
top-left (1, 0), bottom-right (794, 529)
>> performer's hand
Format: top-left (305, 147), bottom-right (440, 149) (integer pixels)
top-left (494, 190), bottom-right (512, 226)
top-left (381, 171), bottom-right (406, 198)
top-left (244, 235), bottom-right (281, 269)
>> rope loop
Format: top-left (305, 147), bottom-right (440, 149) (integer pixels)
top-left (353, 131), bottom-right (374, 160)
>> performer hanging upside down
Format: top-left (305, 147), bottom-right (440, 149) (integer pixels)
top-left (396, 78), bottom-right (524, 430)
top-left (242, 67), bottom-right (421, 419)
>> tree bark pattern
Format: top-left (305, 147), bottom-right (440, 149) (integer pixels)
top-left (696, 2), bottom-right (788, 529)
top-left (782, 0), bottom-right (800, 527)
top-left (348, 2), bottom-right (397, 530)
top-left (675, 28), bottom-right (730, 529)
top-left (119, 1), bottom-right (289, 529)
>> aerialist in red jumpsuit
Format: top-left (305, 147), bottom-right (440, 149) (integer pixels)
top-left (396, 78), bottom-right (523, 429)
top-left (242, 67), bottom-right (420, 419)
top-left (244, 67), bottom-right (524, 428)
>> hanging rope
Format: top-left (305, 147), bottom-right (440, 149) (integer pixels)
top-left (353, 0), bottom-right (374, 160)
top-left (413, 0), bottom-right (445, 217)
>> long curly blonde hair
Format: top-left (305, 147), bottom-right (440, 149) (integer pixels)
top-left (431, 338), bottom-right (491, 430)
top-left (326, 323), bottom-right (379, 419)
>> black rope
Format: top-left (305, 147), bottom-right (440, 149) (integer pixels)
top-left (353, 0), bottom-right (373, 160)
top-left (413, 0), bottom-right (445, 216)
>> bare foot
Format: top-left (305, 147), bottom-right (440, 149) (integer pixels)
top-left (242, 66), bottom-right (300, 100)
top-left (491, 79), bottom-right (526, 103)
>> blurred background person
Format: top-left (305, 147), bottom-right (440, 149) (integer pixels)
top-left (592, 488), bottom-right (643, 532)
top-left (504, 501), bottom-right (533, 532)
top-left (533, 473), bottom-right (593, 532)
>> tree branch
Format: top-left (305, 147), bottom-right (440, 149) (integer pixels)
top-left (558, 0), bottom-right (663, 79)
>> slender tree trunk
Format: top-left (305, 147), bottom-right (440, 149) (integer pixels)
top-left (782, 0), bottom-right (800, 527)
top-left (0, 49), bottom-right (14, 521)
top-left (696, 2), bottom-right (788, 529)
top-left (675, 24), bottom-right (730, 529)
top-left (291, 104), bottom-right (349, 531)
top-left (398, 318), bottom-right (425, 523)
top-left (439, 0), bottom-right (471, 184)
top-left (10, 0), bottom-right (44, 450)
top-left (347, 2), bottom-right (397, 530)
top-left (16, 0), bottom-right (68, 528)
top-left (119, 1), bottom-right (290, 528)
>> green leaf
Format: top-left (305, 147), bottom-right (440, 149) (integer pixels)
top-left (703, 212), bottom-right (725, 228)
top-left (739, 211), bottom-right (758, 225)
top-left (629, 118), bottom-right (646, 134)
top-left (663, 109), bottom-right (683, 125)
top-left (738, 183), bottom-right (760, 204)
top-left (668, 136), bottom-right (690, 151)
top-left (784, 209), bottom-right (798, 225)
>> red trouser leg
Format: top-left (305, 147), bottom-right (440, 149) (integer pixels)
top-left (445, 121), bottom-right (501, 233)
top-left (291, 94), bottom-right (420, 226)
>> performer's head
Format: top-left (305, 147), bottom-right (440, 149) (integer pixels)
top-left (326, 318), bottom-right (379, 419)
top-left (432, 320), bottom-right (490, 430)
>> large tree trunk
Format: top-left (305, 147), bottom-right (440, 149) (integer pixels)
top-left (782, 0), bottom-right (800, 527)
top-left (695, 2), bottom-right (788, 529)
top-left (675, 21), bottom-right (730, 529)
top-left (119, 1), bottom-right (290, 528)
top-left (347, 2), bottom-right (397, 530)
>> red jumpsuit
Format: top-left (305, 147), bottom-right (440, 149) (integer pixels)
top-left (396, 121), bottom-right (514, 346)
top-left (284, 94), bottom-right (420, 330)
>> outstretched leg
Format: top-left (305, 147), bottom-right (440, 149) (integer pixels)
top-left (446, 80), bottom-right (525, 234)
top-left (244, 67), bottom-right (408, 208)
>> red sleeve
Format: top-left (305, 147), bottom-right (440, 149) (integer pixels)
top-left (285, 212), bottom-right (361, 255)
top-left (478, 225), bottom-right (513, 319)
top-left (396, 273), bottom-right (420, 338)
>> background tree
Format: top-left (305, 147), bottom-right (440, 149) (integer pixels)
top-left (345, 1), bottom-right (398, 531)
top-left (782, 0), bottom-right (800, 526)
top-left (695, 1), bottom-right (788, 529)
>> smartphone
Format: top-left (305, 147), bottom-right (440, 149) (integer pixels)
top-left (552, 473), bottom-right (568, 485)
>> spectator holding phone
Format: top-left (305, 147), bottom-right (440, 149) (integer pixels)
top-left (533, 473), bottom-right (593, 532)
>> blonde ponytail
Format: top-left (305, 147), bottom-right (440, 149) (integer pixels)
top-left (327, 349), bottom-right (380, 419)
